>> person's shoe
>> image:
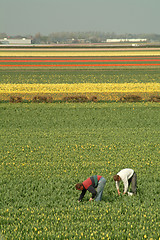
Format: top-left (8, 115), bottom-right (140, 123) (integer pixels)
top-left (128, 192), bottom-right (133, 196)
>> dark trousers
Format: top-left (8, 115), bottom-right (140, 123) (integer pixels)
top-left (128, 172), bottom-right (137, 194)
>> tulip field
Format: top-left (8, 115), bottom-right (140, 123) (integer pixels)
top-left (0, 52), bottom-right (160, 102)
top-left (0, 48), bottom-right (160, 239)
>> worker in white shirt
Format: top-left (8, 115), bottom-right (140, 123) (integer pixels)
top-left (113, 168), bottom-right (137, 196)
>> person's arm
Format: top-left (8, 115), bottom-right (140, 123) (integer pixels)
top-left (78, 189), bottom-right (86, 202)
top-left (122, 178), bottom-right (128, 194)
top-left (87, 186), bottom-right (97, 200)
top-left (116, 181), bottom-right (121, 195)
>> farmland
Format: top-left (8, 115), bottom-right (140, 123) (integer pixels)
top-left (0, 48), bottom-right (160, 239)
top-left (0, 49), bottom-right (160, 102)
top-left (1, 103), bottom-right (160, 239)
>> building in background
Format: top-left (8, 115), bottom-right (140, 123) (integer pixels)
top-left (106, 39), bottom-right (147, 43)
top-left (0, 38), bottom-right (32, 45)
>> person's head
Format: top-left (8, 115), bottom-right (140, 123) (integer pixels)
top-left (75, 183), bottom-right (84, 191)
top-left (113, 175), bottom-right (121, 181)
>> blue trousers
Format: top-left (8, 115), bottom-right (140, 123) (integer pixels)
top-left (95, 177), bottom-right (106, 201)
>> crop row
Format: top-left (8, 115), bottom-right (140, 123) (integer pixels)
top-left (0, 83), bottom-right (159, 93)
top-left (0, 69), bottom-right (160, 84)
top-left (0, 83), bottom-right (159, 102)
top-left (0, 50), bottom-right (160, 57)
top-left (0, 55), bottom-right (160, 69)
top-left (1, 64), bottom-right (160, 68)
top-left (1, 57), bottom-right (160, 63)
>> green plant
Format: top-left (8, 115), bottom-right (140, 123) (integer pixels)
top-left (0, 103), bottom-right (160, 239)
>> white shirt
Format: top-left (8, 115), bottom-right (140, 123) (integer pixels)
top-left (116, 168), bottom-right (134, 193)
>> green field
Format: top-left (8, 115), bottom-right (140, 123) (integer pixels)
top-left (0, 69), bottom-right (160, 84)
top-left (0, 48), bottom-right (160, 239)
top-left (0, 103), bottom-right (160, 239)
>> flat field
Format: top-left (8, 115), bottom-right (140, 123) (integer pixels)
top-left (0, 49), bottom-right (160, 101)
top-left (0, 48), bottom-right (160, 239)
top-left (0, 103), bottom-right (160, 240)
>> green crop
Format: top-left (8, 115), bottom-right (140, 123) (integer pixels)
top-left (0, 69), bottom-right (160, 84)
top-left (0, 102), bottom-right (160, 239)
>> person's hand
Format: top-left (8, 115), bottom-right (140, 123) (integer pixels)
top-left (89, 198), bottom-right (93, 202)
top-left (118, 190), bottom-right (121, 195)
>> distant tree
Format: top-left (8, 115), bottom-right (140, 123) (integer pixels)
top-left (32, 33), bottom-right (48, 44)
top-left (0, 33), bottom-right (8, 39)
top-left (3, 32), bottom-right (160, 44)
